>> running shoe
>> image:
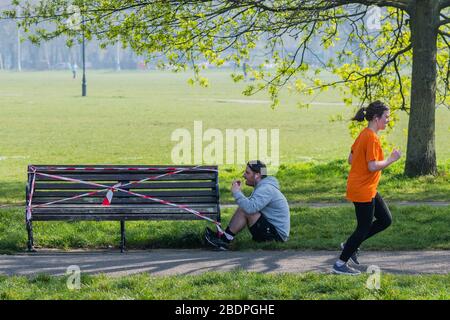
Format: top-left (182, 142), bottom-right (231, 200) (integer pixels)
top-left (332, 262), bottom-right (361, 275)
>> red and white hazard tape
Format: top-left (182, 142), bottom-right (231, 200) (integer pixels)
top-left (25, 166), bottom-right (223, 233)
top-left (28, 166), bottom-right (199, 210)
top-left (102, 182), bottom-right (122, 206)
top-left (28, 166), bottom-right (218, 173)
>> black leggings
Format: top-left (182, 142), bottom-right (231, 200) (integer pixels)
top-left (340, 193), bottom-right (392, 262)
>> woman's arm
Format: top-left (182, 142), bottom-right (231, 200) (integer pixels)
top-left (368, 149), bottom-right (401, 172)
top-left (348, 151), bottom-right (353, 165)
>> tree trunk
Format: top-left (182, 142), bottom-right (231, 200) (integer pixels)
top-left (405, 0), bottom-right (439, 176)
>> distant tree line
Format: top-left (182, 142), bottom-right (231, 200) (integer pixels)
top-left (0, 19), bottom-right (146, 71)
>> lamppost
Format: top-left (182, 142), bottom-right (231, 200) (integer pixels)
top-left (81, 8), bottom-right (87, 96)
top-left (17, 5), bottom-right (22, 71)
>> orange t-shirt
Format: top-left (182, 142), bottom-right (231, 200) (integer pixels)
top-left (346, 128), bottom-right (384, 202)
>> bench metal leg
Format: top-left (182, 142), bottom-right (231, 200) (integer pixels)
top-left (120, 220), bottom-right (126, 253)
top-left (26, 219), bottom-right (36, 252)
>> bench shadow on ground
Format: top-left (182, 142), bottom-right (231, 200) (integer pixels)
top-left (1, 249), bottom-right (448, 277)
top-left (0, 250), bottom-right (335, 277)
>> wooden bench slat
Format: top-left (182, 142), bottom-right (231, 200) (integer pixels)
top-left (32, 203), bottom-right (217, 208)
top-left (32, 196), bottom-right (218, 205)
top-left (33, 209), bottom-right (217, 215)
top-left (32, 214), bottom-right (218, 221)
top-left (34, 181), bottom-right (216, 190)
top-left (33, 204), bottom-right (217, 214)
top-left (33, 190), bottom-right (217, 198)
top-left (31, 165), bottom-right (217, 172)
top-left (35, 173), bottom-right (216, 181)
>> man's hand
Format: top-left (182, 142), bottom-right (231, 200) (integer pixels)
top-left (231, 180), bottom-right (241, 193)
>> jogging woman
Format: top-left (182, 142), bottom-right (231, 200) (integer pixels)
top-left (332, 100), bottom-right (401, 275)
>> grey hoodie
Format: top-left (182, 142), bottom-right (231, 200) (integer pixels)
top-left (232, 176), bottom-right (290, 241)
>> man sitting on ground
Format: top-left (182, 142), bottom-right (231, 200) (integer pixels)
top-left (205, 160), bottom-right (290, 250)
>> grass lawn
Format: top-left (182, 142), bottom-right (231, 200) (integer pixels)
top-left (1, 159), bottom-right (449, 205)
top-left (0, 71), bottom-right (448, 300)
top-left (1, 205), bottom-right (449, 253)
top-left (0, 271), bottom-right (449, 300)
top-left (0, 71), bottom-right (449, 205)
top-left (219, 160), bottom-right (450, 203)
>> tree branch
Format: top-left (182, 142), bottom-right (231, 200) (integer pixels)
top-left (440, 0), bottom-right (450, 10)
top-left (438, 29), bottom-right (450, 37)
top-left (296, 43), bottom-right (412, 102)
top-left (394, 58), bottom-right (408, 112)
top-left (230, 0), bottom-right (411, 14)
top-left (333, 0), bottom-right (411, 11)
top-left (439, 18), bottom-right (450, 26)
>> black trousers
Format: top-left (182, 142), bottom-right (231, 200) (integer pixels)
top-left (340, 193), bottom-right (392, 262)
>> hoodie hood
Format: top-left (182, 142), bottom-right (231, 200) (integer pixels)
top-left (256, 176), bottom-right (280, 190)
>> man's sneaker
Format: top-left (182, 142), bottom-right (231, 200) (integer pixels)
top-left (205, 227), bottom-right (229, 251)
top-left (332, 262), bottom-right (361, 275)
top-left (205, 226), bottom-right (220, 240)
top-left (341, 242), bottom-right (360, 265)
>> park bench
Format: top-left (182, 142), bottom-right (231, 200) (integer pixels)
top-left (25, 165), bottom-right (220, 252)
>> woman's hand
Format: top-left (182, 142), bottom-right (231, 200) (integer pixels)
top-left (368, 148), bottom-right (402, 172)
top-left (388, 149), bottom-right (402, 163)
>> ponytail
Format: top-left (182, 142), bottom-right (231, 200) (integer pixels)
top-left (352, 107), bottom-right (367, 122)
top-left (352, 101), bottom-right (389, 122)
